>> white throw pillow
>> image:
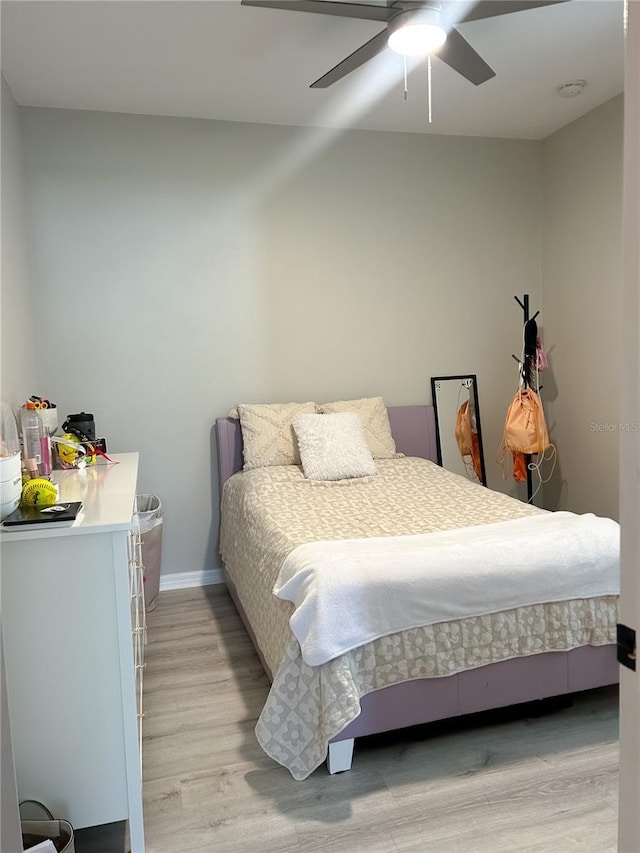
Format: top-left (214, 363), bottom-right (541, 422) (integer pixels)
top-left (293, 412), bottom-right (377, 481)
top-left (237, 401), bottom-right (316, 470)
top-left (316, 396), bottom-right (397, 459)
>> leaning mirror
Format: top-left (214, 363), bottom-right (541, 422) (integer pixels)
top-left (431, 375), bottom-right (487, 487)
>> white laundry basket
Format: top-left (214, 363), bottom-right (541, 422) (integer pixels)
top-left (135, 494), bottom-right (163, 611)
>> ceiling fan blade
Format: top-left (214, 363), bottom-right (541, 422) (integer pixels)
top-left (240, 0), bottom-right (394, 22)
top-left (310, 29), bottom-right (390, 87)
top-left (459, 0), bottom-right (569, 24)
top-left (436, 27), bottom-right (495, 85)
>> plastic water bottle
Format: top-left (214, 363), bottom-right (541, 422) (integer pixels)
top-left (21, 402), bottom-right (44, 475)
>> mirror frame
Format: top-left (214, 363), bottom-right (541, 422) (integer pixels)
top-left (430, 374), bottom-right (487, 487)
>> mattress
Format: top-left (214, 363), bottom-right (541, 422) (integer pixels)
top-left (219, 457), bottom-right (618, 779)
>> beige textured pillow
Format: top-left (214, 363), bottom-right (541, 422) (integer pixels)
top-left (237, 402), bottom-right (316, 470)
top-left (293, 412), bottom-right (377, 481)
top-left (317, 396), bottom-right (397, 459)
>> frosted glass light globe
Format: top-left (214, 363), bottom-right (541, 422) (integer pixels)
top-left (388, 23), bottom-right (447, 56)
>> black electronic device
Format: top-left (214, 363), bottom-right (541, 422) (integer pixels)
top-left (62, 412), bottom-right (95, 441)
top-left (2, 501), bottom-right (83, 529)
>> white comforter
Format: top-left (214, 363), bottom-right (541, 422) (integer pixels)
top-left (273, 511), bottom-right (620, 666)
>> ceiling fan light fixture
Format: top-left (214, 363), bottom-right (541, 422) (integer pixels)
top-left (387, 8), bottom-right (446, 57)
top-left (388, 23), bottom-right (447, 56)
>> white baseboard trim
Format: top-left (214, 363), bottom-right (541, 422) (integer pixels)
top-left (159, 568), bottom-right (223, 591)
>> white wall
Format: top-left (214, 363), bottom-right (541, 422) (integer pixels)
top-left (19, 108), bottom-right (542, 575)
top-left (1, 80), bottom-right (36, 850)
top-left (618, 6), bottom-right (640, 847)
top-left (541, 95), bottom-right (623, 519)
top-left (1, 75), bottom-right (40, 410)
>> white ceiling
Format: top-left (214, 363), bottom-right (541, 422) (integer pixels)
top-left (1, 0), bottom-right (625, 140)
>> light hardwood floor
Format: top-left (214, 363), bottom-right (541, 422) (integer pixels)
top-left (141, 586), bottom-right (619, 853)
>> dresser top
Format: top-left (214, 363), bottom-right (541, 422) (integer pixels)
top-left (1, 452), bottom-right (139, 541)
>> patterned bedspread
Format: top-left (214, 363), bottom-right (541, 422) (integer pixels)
top-left (219, 458), bottom-right (617, 779)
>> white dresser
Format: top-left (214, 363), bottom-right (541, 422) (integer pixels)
top-left (1, 453), bottom-right (145, 852)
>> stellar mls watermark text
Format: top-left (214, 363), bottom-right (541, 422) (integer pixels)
top-left (589, 422), bottom-right (639, 432)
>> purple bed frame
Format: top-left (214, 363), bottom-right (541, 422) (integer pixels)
top-left (215, 406), bottom-right (618, 770)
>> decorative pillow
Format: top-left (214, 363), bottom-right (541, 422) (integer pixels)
top-left (293, 412), bottom-right (377, 481)
top-left (237, 401), bottom-right (316, 470)
top-left (316, 396), bottom-right (397, 459)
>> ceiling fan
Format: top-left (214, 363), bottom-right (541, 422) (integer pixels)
top-left (240, 0), bottom-right (568, 88)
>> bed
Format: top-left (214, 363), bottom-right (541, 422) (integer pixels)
top-left (216, 404), bottom-right (619, 780)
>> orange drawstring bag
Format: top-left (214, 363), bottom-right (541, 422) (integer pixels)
top-left (503, 388), bottom-right (550, 454)
top-left (455, 401), bottom-right (473, 456)
top-left (499, 388), bottom-right (556, 484)
top-left (456, 401), bottom-right (483, 481)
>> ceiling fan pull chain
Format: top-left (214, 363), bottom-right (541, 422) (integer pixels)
top-left (427, 54), bottom-right (433, 124)
top-left (403, 54), bottom-right (408, 100)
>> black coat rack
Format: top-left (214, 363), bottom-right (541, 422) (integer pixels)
top-left (511, 294), bottom-right (540, 504)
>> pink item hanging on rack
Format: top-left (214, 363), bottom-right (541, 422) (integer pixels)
top-left (535, 335), bottom-right (548, 370)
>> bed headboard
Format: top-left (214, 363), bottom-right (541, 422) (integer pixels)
top-left (215, 405), bottom-right (437, 489)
